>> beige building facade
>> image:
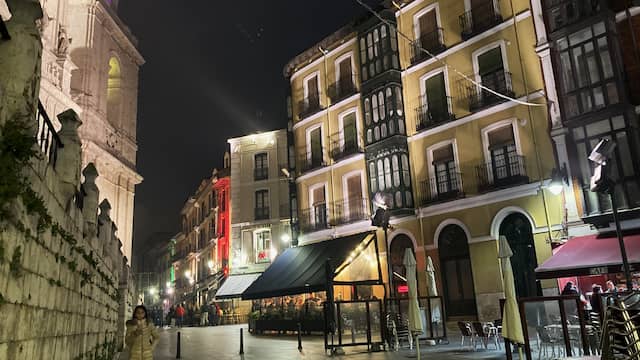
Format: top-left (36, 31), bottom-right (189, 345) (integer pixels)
top-left (228, 130), bottom-right (291, 274)
top-left (36, 0), bottom-right (144, 260)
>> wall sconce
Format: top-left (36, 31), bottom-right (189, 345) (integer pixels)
top-left (548, 165), bottom-right (568, 195)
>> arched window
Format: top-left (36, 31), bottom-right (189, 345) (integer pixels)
top-left (364, 98), bottom-right (371, 125)
top-left (384, 158), bottom-right (392, 189)
top-left (402, 154), bottom-right (411, 186)
top-left (379, 91), bottom-right (386, 120)
top-left (107, 57), bottom-right (122, 130)
top-left (372, 95), bottom-right (379, 123)
top-left (392, 155), bottom-right (400, 187)
top-left (369, 162), bottom-right (377, 192)
top-left (377, 160), bottom-right (385, 190)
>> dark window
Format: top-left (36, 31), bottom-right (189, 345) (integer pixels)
top-left (342, 112), bottom-right (357, 153)
top-left (310, 127), bottom-right (323, 167)
top-left (555, 22), bottom-right (618, 120)
top-left (255, 190), bottom-right (270, 220)
top-left (254, 153), bottom-right (268, 180)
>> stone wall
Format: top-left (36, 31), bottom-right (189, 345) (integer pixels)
top-left (0, 1), bottom-right (130, 359)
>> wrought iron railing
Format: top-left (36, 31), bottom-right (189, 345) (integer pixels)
top-left (328, 75), bottom-right (358, 104)
top-left (297, 94), bottom-right (323, 120)
top-left (410, 28), bottom-right (445, 65)
top-left (254, 167), bottom-right (268, 181)
top-left (330, 132), bottom-right (362, 161)
top-left (419, 172), bottom-right (464, 205)
top-left (299, 203), bottom-right (329, 233)
top-left (332, 197), bottom-right (370, 226)
top-left (36, 101), bottom-right (63, 168)
top-left (462, 69), bottom-right (514, 111)
top-left (415, 94), bottom-right (455, 131)
top-left (459, 0), bottom-right (502, 39)
top-left (254, 207), bottom-right (270, 221)
top-left (476, 154), bottom-right (528, 191)
top-left (297, 149), bottom-right (326, 174)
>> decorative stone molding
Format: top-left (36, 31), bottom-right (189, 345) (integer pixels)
top-left (55, 109), bottom-right (82, 208)
top-left (82, 163), bottom-right (99, 243)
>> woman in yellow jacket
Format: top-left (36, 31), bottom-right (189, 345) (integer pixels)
top-left (125, 305), bottom-right (160, 360)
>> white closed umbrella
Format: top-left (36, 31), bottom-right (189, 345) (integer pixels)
top-left (499, 236), bottom-right (525, 356)
top-left (404, 248), bottom-right (423, 359)
top-left (426, 256), bottom-right (442, 333)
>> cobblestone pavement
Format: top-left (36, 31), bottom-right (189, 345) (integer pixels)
top-left (151, 325), bottom-right (509, 360)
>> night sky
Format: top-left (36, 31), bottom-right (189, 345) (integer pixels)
top-left (118, 1), bottom-right (376, 257)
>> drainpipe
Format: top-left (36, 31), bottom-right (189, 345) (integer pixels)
top-left (320, 46), bottom-right (337, 232)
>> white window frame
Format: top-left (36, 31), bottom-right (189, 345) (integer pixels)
top-left (338, 107), bottom-right (361, 150)
top-left (341, 169), bottom-right (367, 219)
top-left (418, 66), bottom-right (452, 114)
top-left (308, 182), bottom-right (329, 226)
top-left (303, 71), bottom-right (321, 101)
top-left (413, 2), bottom-right (442, 40)
top-left (472, 40), bottom-right (509, 90)
top-left (253, 151), bottom-right (269, 173)
top-left (334, 52), bottom-right (355, 84)
top-left (480, 118), bottom-right (523, 182)
top-left (305, 122), bottom-right (325, 163)
top-left (426, 139), bottom-right (461, 196)
top-left (252, 228), bottom-right (272, 263)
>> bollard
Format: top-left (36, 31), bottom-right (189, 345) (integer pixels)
top-left (239, 328), bottom-right (244, 355)
top-left (176, 331), bottom-right (181, 359)
top-left (297, 322), bottom-right (303, 352)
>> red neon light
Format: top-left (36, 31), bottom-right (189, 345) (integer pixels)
top-left (397, 285), bottom-right (409, 293)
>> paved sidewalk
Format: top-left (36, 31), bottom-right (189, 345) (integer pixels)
top-left (152, 324), bottom-right (509, 360)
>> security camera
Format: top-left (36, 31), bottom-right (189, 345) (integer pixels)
top-left (280, 168), bottom-right (290, 178)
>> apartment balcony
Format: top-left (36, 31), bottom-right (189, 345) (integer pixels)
top-left (476, 155), bottom-right (528, 192)
top-left (332, 197), bottom-right (370, 226)
top-left (410, 28), bottom-right (445, 65)
top-left (254, 167), bottom-right (268, 181)
top-left (299, 203), bottom-right (329, 233)
top-left (297, 95), bottom-right (323, 120)
top-left (459, 0), bottom-right (502, 40)
top-left (414, 95), bottom-right (455, 132)
top-left (330, 132), bottom-right (363, 161)
top-left (254, 207), bottom-right (270, 221)
top-left (297, 150), bottom-right (326, 174)
top-left (328, 75), bottom-right (358, 104)
top-left (462, 70), bottom-right (514, 112)
top-left (419, 172), bottom-right (464, 206)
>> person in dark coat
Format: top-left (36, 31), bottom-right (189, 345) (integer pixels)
top-left (590, 284), bottom-right (603, 314)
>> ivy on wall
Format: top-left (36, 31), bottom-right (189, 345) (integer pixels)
top-left (0, 118), bottom-right (120, 304)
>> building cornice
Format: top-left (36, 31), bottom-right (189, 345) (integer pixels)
top-left (95, 2), bottom-right (145, 66)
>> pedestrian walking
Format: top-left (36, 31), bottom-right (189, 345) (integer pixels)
top-left (125, 305), bottom-right (159, 360)
top-left (606, 280), bottom-right (618, 293)
top-left (175, 303), bottom-right (185, 327)
top-left (201, 303), bottom-right (209, 326)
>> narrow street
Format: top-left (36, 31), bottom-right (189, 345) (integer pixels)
top-left (152, 325), bottom-right (508, 360)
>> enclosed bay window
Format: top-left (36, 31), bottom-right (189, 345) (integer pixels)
top-left (555, 22), bottom-right (619, 120)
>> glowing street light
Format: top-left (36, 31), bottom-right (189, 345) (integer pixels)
top-left (281, 233), bottom-right (291, 244)
top-left (207, 260), bottom-right (214, 269)
top-left (184, 270), bottom-right (191, 279)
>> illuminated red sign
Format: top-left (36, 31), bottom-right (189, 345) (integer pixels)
top-left (397, 285), bottom-right (409, 293)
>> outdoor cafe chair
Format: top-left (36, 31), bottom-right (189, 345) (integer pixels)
top-left (536, 326), bottom-right (561, 360)
top-left (457, 321), bottom-right (476, 349)
top-left (472, 321), bottom-right (500, 350)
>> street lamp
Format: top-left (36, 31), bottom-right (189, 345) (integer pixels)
top-left (372, 193), bottom-right (393, 297)
top-left (588, 138), bottom-right (632, 288)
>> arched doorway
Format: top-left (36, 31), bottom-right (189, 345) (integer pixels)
top-left (389, 234), bottom-right (415, 298)
top-left (499, 213), bottom-right (540, 298)
top-left (438, 224), bottom-right (477, 317)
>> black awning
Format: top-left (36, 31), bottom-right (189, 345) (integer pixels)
top-left (242, 232), bottom-right (375, 300)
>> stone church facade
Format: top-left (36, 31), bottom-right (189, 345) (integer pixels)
top-left (37, 0), bottom-right (143, 260)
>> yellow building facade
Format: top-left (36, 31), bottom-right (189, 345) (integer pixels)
top-left (285, 0), bottom-right (566, 321)
top-left (394, 0), bottom-right (564, 320)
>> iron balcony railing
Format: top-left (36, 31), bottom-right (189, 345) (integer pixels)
top-left (330, 132), bottom-right (362, 161)
top-left (328, 75), bottom-right (358, 104)
top-left (254, 207), bottom-right (270, 221)
top-left (299, 203), bottom-right (329, 233)
top-left (476, 154), bottom-right (528, 192)
top-left (297, 149), bottom-right (326, 174)
top-left (415, 94), bottom-right (455, 132)
top-left (459, 0), bottom-right (502, 39)
top-left (410, 28), bottom-right (445, 65)
top-left (332, 197), bottom-right (370, 226)
top-left (254, 167), bottom-right (268, 181)
top-left (419, 171), bottom-right (464, 205)
top-left (36, 101), bottom-right (63, 168)
top-left (462, 69), bottom-right (514, 112)
top-left (297, 94), bottom-right (323, 120)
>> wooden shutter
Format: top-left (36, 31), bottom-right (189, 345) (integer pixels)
top-left (478, 47), bottom-right (503, 75)
top-left (418, 9), bottom-right (437, 36)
